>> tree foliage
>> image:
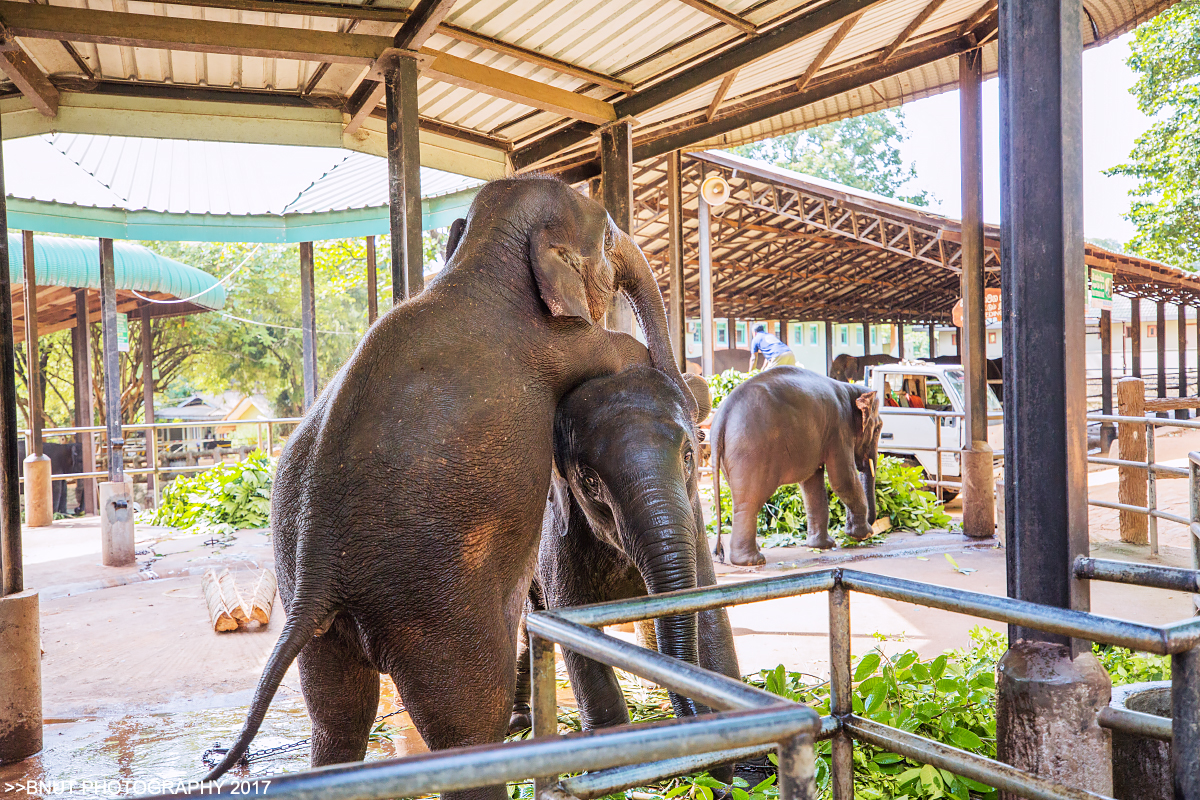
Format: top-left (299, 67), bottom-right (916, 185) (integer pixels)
top-left (1108, 0), bottom-right (1200, 268)
top-left (729, 109), bottom-right (932, 206)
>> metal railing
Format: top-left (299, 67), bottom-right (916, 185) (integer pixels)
top-left (143, 565), bottom-right (1200, 800)
top-left (877, 407), bottom-right (1004, 493)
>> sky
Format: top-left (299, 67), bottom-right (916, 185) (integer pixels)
top-left (897, 34), bottom-right (1148, 244)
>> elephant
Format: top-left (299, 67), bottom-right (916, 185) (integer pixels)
top-left (17, 440), bottom-right (82, 515)
top-left (508, 368), bottom-right (739, 739)
top-left (828, 353), bottom-right (900, 382)
top-left (711, 367), bottom-right (883, 566)
top-left (686, 347), bottom-right (753, 376)
top-left (205, 175), bottom-right (693, 800)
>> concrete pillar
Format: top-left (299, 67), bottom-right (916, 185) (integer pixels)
top-left (384, 51), bottom-right (423, 304)
top-left (1131, 299), bottom-right (1141, 377)
top-left (959, 48), bottom-right (994, 540)
top-left (0, 589), bottom-right (41, 763)
top-left (99, 479), bottom-right (134, 567)
top-left (366, 235), bottom-right (378, 326)
top-left (140, 305), bottom-right (156, 505)
top-left (727, 318), bottom-right (736, 350)
top-left (778, 319), bottom-right (787, 344)
top-left (300, 241), bottom-right (317, 411)
top-left (928, 322), bottom-right (937, 358)
top-left (71, 290), bottom-right (96, 516)
top-left (897, 324), bottom-right (905, 359)
top-left (698, 192), bottom-right (715, 376)
top-left (666, 151), bottom-right (685, 371)
top-left (21, 231), bottom-right (50, 528)
top-left (600, 120), bottom-right (635, 335)
top-left (996, 641), bottom-right (1112, 798)
top-left (861, 322), bottom-right (870, 356)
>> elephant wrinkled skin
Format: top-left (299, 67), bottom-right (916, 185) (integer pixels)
top-left (205, 176), bottom-right (691, 800)
top-left (711, 367), bottom-right (883, 566)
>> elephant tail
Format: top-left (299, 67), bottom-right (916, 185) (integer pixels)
top-left (711, 416), bottom-right (724, 537)
top-left (201, 571), bottom-right (336, 783)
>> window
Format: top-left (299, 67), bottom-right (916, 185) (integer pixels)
top-left (717, 322), bottom-right (727, 345)
top-left (988, 331), bottom-right (997, 344)
top-left (1148, 325), bottom-right (1157, 338)
top-left (811, 324), bottom-right (819, 345)
top-left (856, 328), bottom-right (863, 345)
top-left (870, 327), bottom-right (877, 345)
top-left (737, 322), bottom-right (747, 345)
top-left (840, 326), bottom-right (848, 344)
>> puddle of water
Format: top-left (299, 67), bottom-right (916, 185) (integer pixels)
top-left (1, 681), bottom-right (421, 800)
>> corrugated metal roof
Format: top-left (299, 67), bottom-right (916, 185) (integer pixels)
top-left (6, 233), bottom-right (226, 310)
top-left (0, 0), bottom-right (1170, 180)
top-left (282, 151), bottom-right (483, 214)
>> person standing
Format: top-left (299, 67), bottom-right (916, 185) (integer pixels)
top-left (750, 324), bottom-right (796, 370)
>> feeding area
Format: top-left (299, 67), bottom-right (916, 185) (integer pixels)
top-left (0, 1), bottom-right (1198, 800)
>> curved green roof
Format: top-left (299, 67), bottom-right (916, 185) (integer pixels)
top-left (6, 234), bottom-right (226, 310)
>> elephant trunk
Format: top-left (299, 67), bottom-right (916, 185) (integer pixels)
top-left (614, 234), bottom-right (696, 418)
top-left (621, 484), bottom-right (705, 719)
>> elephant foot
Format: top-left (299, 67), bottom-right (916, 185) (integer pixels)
top-left (805, 531), bottom-right (836, 550)
top-left (507, 710), bottom-right (531, 736)
top-left (728, 544), bottom-right (766, 567)
top-left (847, 522), bottom-right (874, 542)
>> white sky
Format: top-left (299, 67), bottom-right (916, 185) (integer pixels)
top-left (897, 34), bottom-right (1147, 243)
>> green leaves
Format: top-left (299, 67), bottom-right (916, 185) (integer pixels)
top-left (138, 449), bottom-right (274, 534)
top-left (706, 369), bottom-right (759, 412)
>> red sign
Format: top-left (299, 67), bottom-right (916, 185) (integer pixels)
top-left (951, 288), bottom-right (1002, 327)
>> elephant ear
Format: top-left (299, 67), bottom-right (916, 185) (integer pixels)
top-left (445, 217), bottom-right (467, 262)
top-left (856, 390), bottom-right (879, 430)
top-left (530, 224), bottom-right (594, 323)
top-left (545, 466), bottom-right (572, 539)
top-left (682, 373), bottom-right (712, 421)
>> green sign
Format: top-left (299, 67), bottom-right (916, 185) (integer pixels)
top-left (1089, 269), bottom-right (1113, 311)
top-left (116, 314), bottom-right (129, 353)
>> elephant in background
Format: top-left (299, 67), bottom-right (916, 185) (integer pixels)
top-left (828, 353), bottom-right (900, 382)
top-left (711, 367), bottom-right (883, 566)
top-left (686, 348), bottom-right (753, 376)
top-left (510, 368), bottom-right (738, 736)
top-left (206, 176), bottom-right (692, 800)
top-left (18, 440), bottom-right (82, 515)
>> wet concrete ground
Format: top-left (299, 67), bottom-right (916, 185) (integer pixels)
top-left (3, 444), bottom-right (1198, 799)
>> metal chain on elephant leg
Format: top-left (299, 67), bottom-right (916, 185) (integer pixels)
top-left (201, 707), bottom-right (408, 771)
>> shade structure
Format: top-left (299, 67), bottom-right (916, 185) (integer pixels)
top-left (2, 134), bottom-right (483, 242)
top-left (7, 233), bottom-right (224, 343)
top-left (631, 151), bottom-right (1200, 323)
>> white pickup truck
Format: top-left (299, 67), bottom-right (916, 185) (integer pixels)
top-left (864, 361), bottom-right (1004, 495)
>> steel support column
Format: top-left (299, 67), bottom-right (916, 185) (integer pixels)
top-left (959, 47), bottom-right (994, 540)
top-left (897, 324), bottom-right (906, 359)
top-left (825, 321), bottom-right (834, 375)
top-left (1156, 300), bottom-right (1167, 418)
top-left (600, 120), bottom-right (635, 335)
top-left (385, 52), bottom-right (423, 305)
top-left (1100, 309), bottom-right (1115, 453)
top-left (300, 241), bottom-right (318, 412)
top-left (0, 112), bottom-right (21, 595)
top-left (98, 239), bottom-right (122, 484)
top-left (140, 305), bottom-right (156, 504)
top-left (22, 232), bottom-right (41, 460)
top-left (1179, 304), bottom-right (1189, 418)
top-left (666, 151), bottom-right (685, 371)
top-left (998, 0), bottom-right (1089, 632)
top-left (862, 322), bottom-right (870, 356)
top-left (928, 322), bottom-right (937, 358)
top-left (71, 290), bottom-right (95, 516)
top-left (366, 235), bottom-right (378, 325)
top-left (1131, 300), bottom-right (1141, 377)
top-left (698, 194), bottom-right (715, 377)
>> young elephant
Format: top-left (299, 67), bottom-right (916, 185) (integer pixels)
top-left (510, 368), bottom-right (740, 734)
top-left (712, 367), bottom-right (882, 566)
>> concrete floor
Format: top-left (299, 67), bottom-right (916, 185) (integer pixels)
top-left (2, 439), bottom-right (1198, 797)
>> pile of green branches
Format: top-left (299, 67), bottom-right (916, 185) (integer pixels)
top-left (139, 449), bottom-right (273, 536)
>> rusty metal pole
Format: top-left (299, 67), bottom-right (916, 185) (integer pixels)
top-left (600, 120), bottom-right (635, 335)
top-left (72, 290), bottom-right (96, 516)
top-left (861, 322), bottom-right (870, 357)
top-left (698, 192), bottom-right (715, 376)
top-left (1100, 308), bottom-right (1115, 452)
top-left (1131, 300), bottom-right (1142, 377)
top-left (928, 322), bottom-right (937, 358)
top-left (1157, 300), bottom-right (1168, 418)
top-left (0, 117), bottom-right (23, 596)
top-left (140, 305), bottom-right (156, 508)
top-left (98, 238), bottom-right (133, 567)
top-left (21, 231), bottom-right (51, 528)
top-left (1179, 304), bottom-right (1189, 419)
top-left (666, 151), bottom-right (685, 371)
top-left (366, 235), bottom-right (378, 325)
top-left (300, 241), bottom-right (318, 411)
top-left (825, 321), bottom-right (833, 375)
top-left (384, 52), bottom-right (423, 305)
top-left (897, 324), bottom-right (905, 359)
top-left (997, 0), bottom-right (1111, 786)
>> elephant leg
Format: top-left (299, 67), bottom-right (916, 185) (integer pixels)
top-left (728, 485), bottom-right (768, 567)
top-left (801, 469), bottom-right (835, 550)
top-left (52, 480), bottom-right (63, 515)
top-left (298, 618), bottom-right (380, 768)
top-left (826, 453), bottom-right (872, 541)
top-left (563, 649), bottom-right (630, 731)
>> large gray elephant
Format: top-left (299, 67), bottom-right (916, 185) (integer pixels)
top-left (711, 367), bottom-right (882, 566)
top-left (205, 176), bottom-right (692, 800)
top-left (509, 368), bottom-right (739, 737)
top-left (828, 353), bottom-right (900, 382)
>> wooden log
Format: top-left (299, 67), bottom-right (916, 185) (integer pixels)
top-left (202, 568), bottom-right (239, 632)
top-left (217, 568), bottom-right (249, 623)
top-left (1143, 396), bottom-right (1200, 412)
top-left (1117, 377), bottom-right (1148, 545)
top-left (249, 569), bottom-right (277, 625)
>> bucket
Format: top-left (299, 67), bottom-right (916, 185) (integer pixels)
top-left (1110, 681), bottom-right (1171, 800)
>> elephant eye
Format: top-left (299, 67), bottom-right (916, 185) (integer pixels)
top-left (580, 469), bottom-right (601, 497)
top-left (683, 447), bottom-right (695, 476)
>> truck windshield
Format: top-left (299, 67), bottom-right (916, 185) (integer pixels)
top-left (945, 369), bottom-right (1002, 413)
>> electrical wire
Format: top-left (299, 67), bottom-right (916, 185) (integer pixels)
top-left (217, 310), bottom-right (359, 336)
top-left (130, 243), bottom-right (264, 305)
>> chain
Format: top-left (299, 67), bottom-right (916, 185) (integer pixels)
top-left (201, 707), bottom-right (407, 770)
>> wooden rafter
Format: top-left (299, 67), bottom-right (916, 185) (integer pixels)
top-left (0, 41), bottom-right (58, 117)
top-left (797, 12), bottom-right (863, 91)
top-left (879, 0), bottom-right (947, 63)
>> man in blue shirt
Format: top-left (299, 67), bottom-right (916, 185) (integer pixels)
top-left (750, 324), bottom-right (796, 370)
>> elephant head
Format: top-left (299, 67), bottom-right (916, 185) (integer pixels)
top-left (445, 177), bottom-right (695, 416)
top-left (851, 388), bottom-right (883, 533)
top-left (829, 354), bottom-right (859, 383)
top-left (552, 367), bottom-right (712, 719)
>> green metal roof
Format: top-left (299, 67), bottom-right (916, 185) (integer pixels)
top-left (7, 234), bottom-right (226, 310)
